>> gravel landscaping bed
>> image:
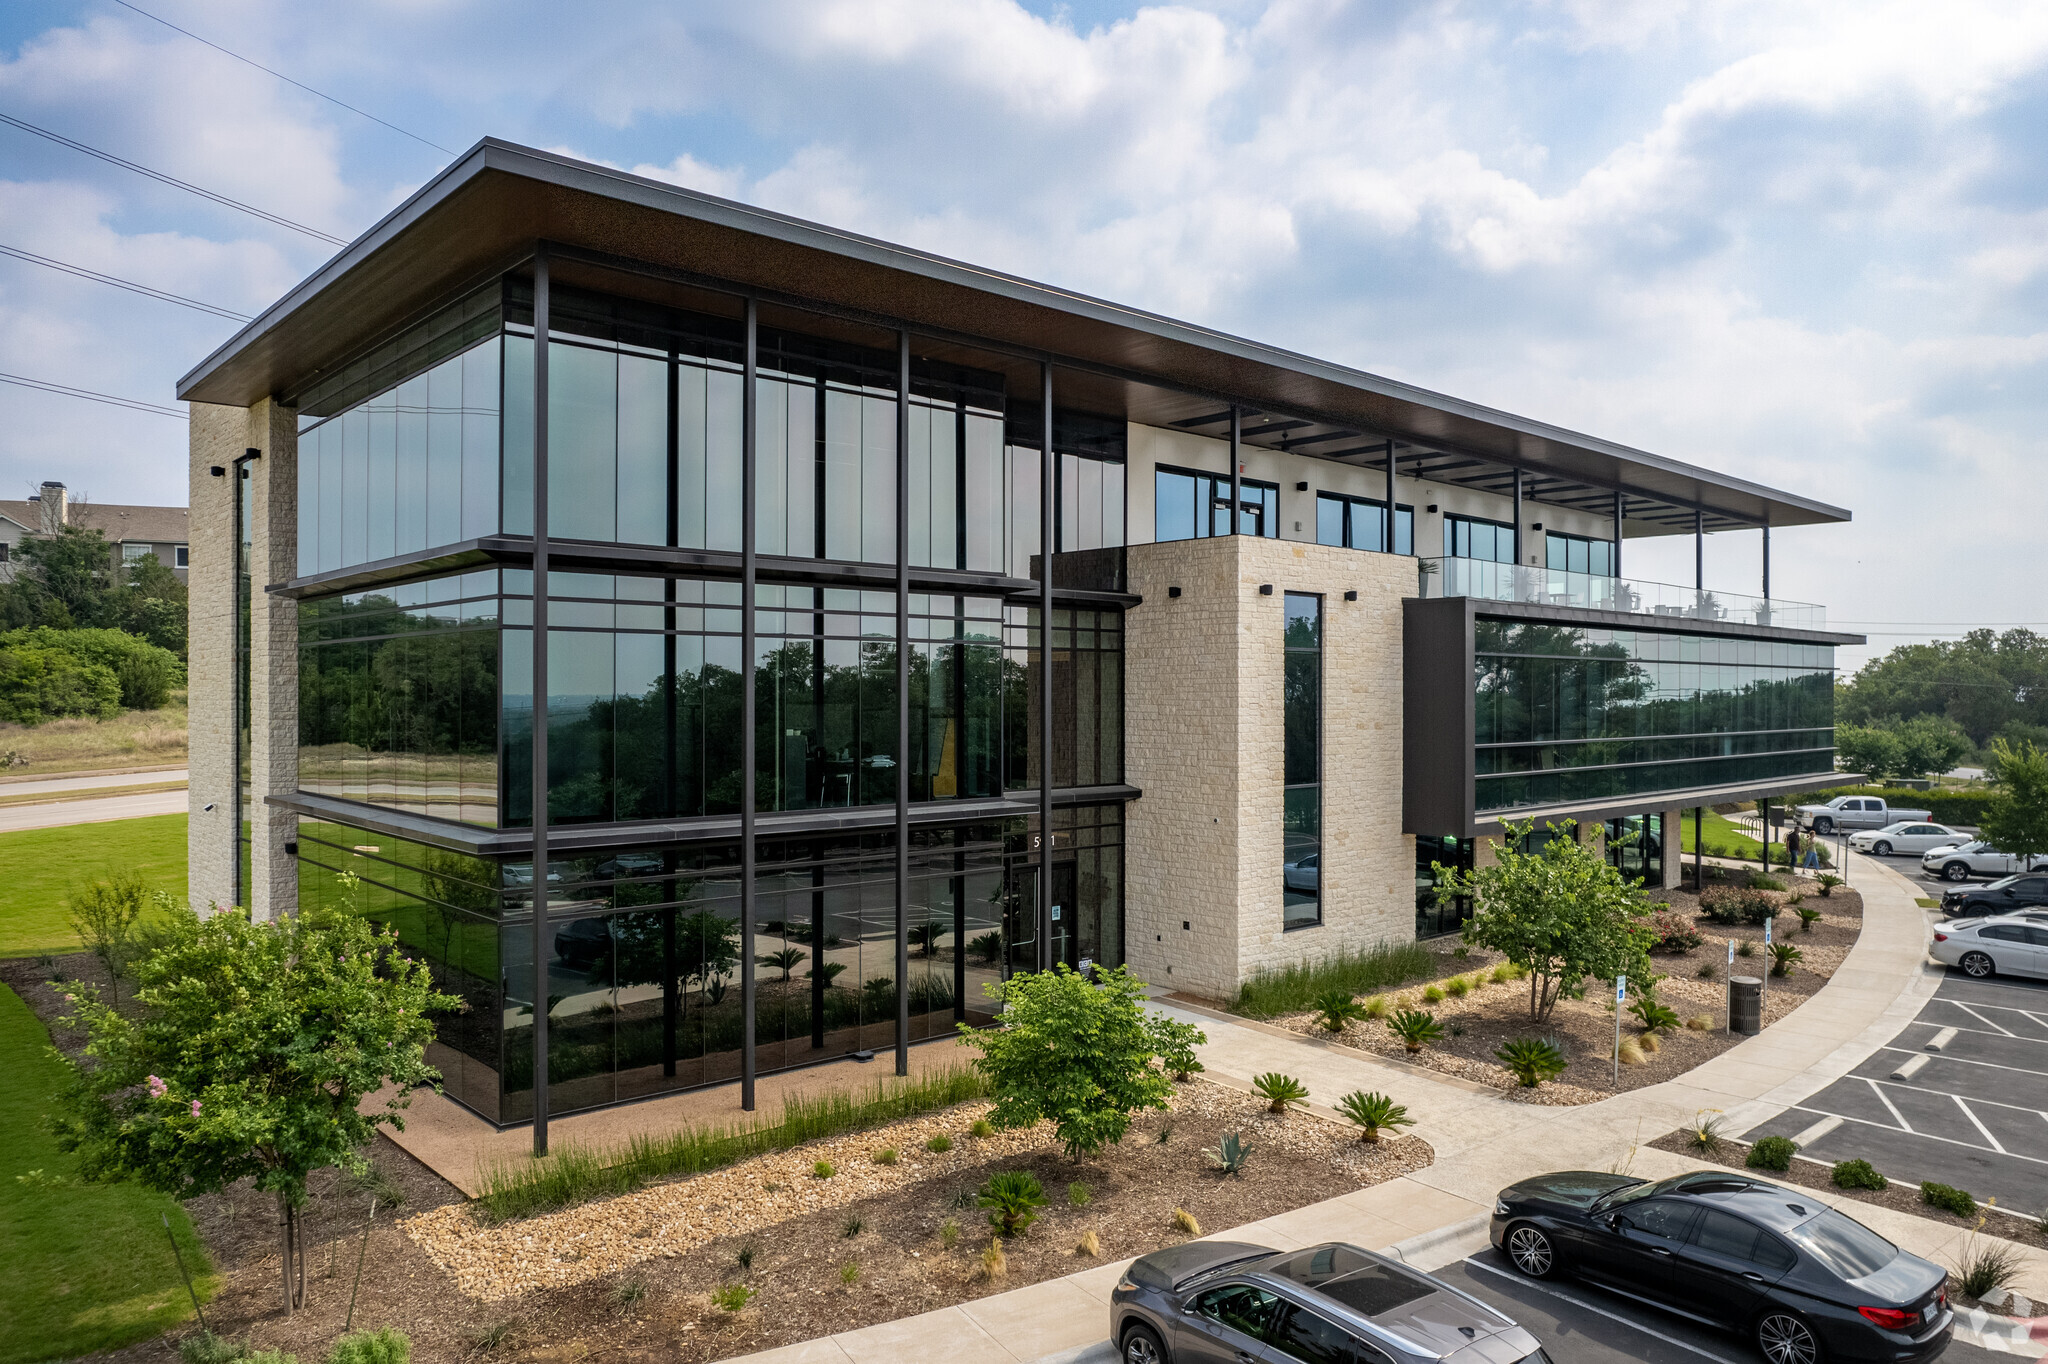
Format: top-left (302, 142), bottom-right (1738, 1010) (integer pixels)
top-left (1270, 883), bottom-right (1864, 1101)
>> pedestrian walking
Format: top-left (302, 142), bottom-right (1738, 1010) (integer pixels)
top-left (1784, 826), bottom-right (1801, 876)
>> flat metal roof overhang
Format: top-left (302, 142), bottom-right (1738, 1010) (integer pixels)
top-left (178, 138), bottom-right (1849, 537)
top-left (1473, 599), bottom-right (1866, 649)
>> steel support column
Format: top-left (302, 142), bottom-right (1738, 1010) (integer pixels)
top-left (1512, 469), bottom-right (1524, 564)
top-left (1039, 362), bottom-right (1055, 972)
top-left (1695, 509), bottom-right (1705, 592)
top-left (1229, 406), bottom-right (1242, 536)
top-left (895, 331), bottom-right (911, 1073)
top-left (529, 246), bottom-right (552, 1157)
top-left (229, 446), bottom-right (259, 912)
top-left (1384, 441), bottom-right (1396, 549)
top-left (1762, 524), bottom-right (1771, 601)
top-left (1613, 489), bottom-right (1624, 578)
top-left (740, 297), bottom-right (759, 1110)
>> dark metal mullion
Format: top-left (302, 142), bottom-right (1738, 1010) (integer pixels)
top-left (529, 246), bottom-right (552, 1158)
top-left (1038, 362), bottom-right (1054, 972)
top-left (1383, 440), bottom-right (1396, 552)
top-left (1614, 490), bottom-right (1624, 579)
top-left (741, 297), bottom-right (759, 1111)
top-left (1228, 406), bottom-right (1241, 537)
top-left (895, 331), bottom-right (911, 1074)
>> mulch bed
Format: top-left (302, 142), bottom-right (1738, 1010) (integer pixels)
top-left (1268, 882), bottom-right (1865, 1102)
top-left (5, 951), bottom-right (1426, 1363)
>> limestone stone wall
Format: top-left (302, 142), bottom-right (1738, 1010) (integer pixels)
top-left (1124, 534), bottom-right (1412, 1001)
top-left (248, 399), bottom-right (298, 922)
top-left (186, 403), bottom-right (244, 914)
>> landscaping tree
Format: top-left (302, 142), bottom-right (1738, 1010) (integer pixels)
top-left (1439, 818), bottom-right (1655, 1024)
top-left (959, 964), bottom-right (1173, 1157)
top-left (1980, 739), bottom-right (2048, 870)
top-left (66, 869), bottom-right (149, 1000)
top-left (55, 901), bottom-right (456, 1315)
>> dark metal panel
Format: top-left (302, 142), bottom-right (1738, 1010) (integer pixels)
top-left (1402, 596), bottom-right (1476, 837)
top-left (528, 246), bottom-right (552, 1156)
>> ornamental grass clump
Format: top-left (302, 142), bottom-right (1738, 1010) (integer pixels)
top-left (1230, 940), bottom-right (1433, 1019)
top-left (1688, 1109), bottom-right (1727, 1152)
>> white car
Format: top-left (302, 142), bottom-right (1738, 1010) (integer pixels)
top-left (1930, 915), bottom-right (2048, 980)
top-left (1284, 853), bottom-right (1319, 893)
top-left (1922, 840), bottom-right (2048, 883)
top-left (1846, 821), bottom-right (1966, 857)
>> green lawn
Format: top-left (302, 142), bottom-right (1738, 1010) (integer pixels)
top-left (0, 814), bottom-right (187, 957)
top-left (1678, 810), bottom-right (1832, 868)
top-left (0, 985), bottom-right (212, 1361)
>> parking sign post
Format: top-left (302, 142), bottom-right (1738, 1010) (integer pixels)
top-left (1726, 939), bottom-right (1735, 1033)
top-left (1614, 974), bottom-right (1626, 1086)
top-left (1764, 914), bottom-right (1773, 1015)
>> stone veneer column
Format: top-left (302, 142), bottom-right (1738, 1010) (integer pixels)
top-left (187, 402), bottom-right (245, 913)
top-left (248, 398), bottom-right (298, 922)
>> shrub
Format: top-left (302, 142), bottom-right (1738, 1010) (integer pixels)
top-left (1173, 1208), bottom-right (1201, 1235)
top-left (1336, 1090), bottom-right (1415, 1141)
top-left (1695, 961), bottom-right (1717, 980)
top-left (978, 1170), bottom-right (1048, 1237)
top-left (1362, 994), bottom-right (1391, 1020)
top-left (1737, 940), bottom-right (1756, 958)
top-left (1700, 887), bottom-right (1778, 926)
top-left (1747, 1136), bottom-right (1798, 1171)
top-left (325, 1329), bottom-right (410, 1364)
top-left (1688, 1110), bottom-right (1727, 1151)
top-left (926, 1133), bottom-right (953, 1153)
top-left (1628, 999), bottom-right (1680, 1034)
top-left (1816, 873), bottom-right (1843, 897)
top-left (963, 965), bottom-right (1175, 1157)
top-left (1422, 984), bottom-right (1446, 1004)
top-left (710, 1283), bottom-right (756, 1313)
top-left (812, 1160), bottom-right (835, 1179)
top-left (67, 869), bottom-right (149, 1000)
top-left (872, 1147), bottom-right (898, 1166)
top-left (1922, 1182), bottom-right (1978, 1217)
top-left (1076, 1228), bottom-right (1102, 1257)
top-left (1747, 872), bottom-right (1788, 892)
top-left (1832, 1159), bottom-right (1888, 1191)
top-left (970, 1119), bottom-right (995, 1138)
top-left (0, 643), bottom-right (121, 723)
top-left (841, 1216), bottom-right (863, 1238)
top-left (1068, 1181), bottom-right (1092, 1207)
top-left (181, 1334), bottom-right (254, 1364)
top-left (1444, 975), bottom-right (1471, 998)
top-left (1769, 942), bottom-right (1802, 977)
top-left (1231, 940), bottom-right (1434, 1018)
top-left (1311, 987), bottom-right (1368, 1033)
top-left (1796, 907), bottom-right (1823, 933)
top-left (940, 1218), bottom-right (960, 1248)
top-left (1252, 1072), bottom-right (1309, 1112)
top-left (1494, 1037), bottom-right (1568, 1088)
top-left (1388, 1009), bottom-right (1446, 1054)
top-left (840, 1259), bottom-right (861, 1285)
top-left (1147, 1014), bottom-right (1207, 1080)
top-left (1646, 911), bottom-right (1704, 954)
top-left (1207, 1132), bottom-right (1250, 1176)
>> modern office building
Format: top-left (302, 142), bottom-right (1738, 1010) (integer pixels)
top-left (178, 140), bottom-right (1860, 1131)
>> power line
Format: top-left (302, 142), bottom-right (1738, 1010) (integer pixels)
top-left (110, 0), bottom-right (455, 157)
top-left (0, 112), bottom-right (349, 246)
top-left (0, 243), bottom-right (251, 321)
top-left (0, 371), bottom-right (184, 418)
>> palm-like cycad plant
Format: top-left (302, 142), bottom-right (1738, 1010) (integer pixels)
top-left (1494, 1036), bottom-right (1569, 1088)
top-left (1388, 1008), bottom-right (1446, 1054)
top-left (757, 947), bottom-right (805, 981)
top-left (1311, 987), bottom-right (1368, 1034)
top-left (1336, 1090), bottom-right (1415, 1143)
top-left (1251, 1072), bottom-right (1310, 1113)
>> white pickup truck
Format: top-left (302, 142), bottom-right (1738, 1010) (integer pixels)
top-left (1792, 795), bottom-right (1934, 834)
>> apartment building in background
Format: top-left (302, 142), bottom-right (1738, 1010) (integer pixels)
top-left (0, 480), bottom-right (190, 582)
top-left (175, 140), bottom-right (1862, 1132)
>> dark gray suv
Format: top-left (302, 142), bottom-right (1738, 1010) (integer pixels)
top-left (1109, 1240), bottom-right (1547, 1364)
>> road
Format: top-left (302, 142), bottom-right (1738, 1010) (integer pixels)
top-left (0, 771), bottom-right (189, 833)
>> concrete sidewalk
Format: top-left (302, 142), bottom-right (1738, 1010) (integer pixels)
top-left (732, 848), bottom-right (2048, 1363)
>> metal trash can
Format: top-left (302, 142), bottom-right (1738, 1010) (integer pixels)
top-left (1729, 976), bottom-right (1764, 1035)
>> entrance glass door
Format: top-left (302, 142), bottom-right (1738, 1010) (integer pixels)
top-left (1048, 862), bottom-right (1078, 972)
top-left (1005, 865), bottom-right (1038, 978)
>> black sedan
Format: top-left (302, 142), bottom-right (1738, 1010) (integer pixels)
top-left (1941, 873), bottom-right (2048, 918)
top-left (1491, 1169), bottom-right (1951, 1363)
top-left (1110, 1239), bottom-right (1548, 1364)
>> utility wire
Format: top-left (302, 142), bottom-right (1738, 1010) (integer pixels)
top-left (0, 112), bottom-right (349, 246)
top-left (0, 371), bottom-right (184, 418)
top-left (110, 0), bottom-right (455, 157)
top-left (0, 243), bottom-right (251, 321)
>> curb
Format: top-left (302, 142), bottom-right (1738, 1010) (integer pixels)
top-left (1380, 1212), bottom-right (1493, 1269)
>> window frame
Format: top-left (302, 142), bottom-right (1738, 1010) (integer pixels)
top-left (1314, 490), bottom-right (1413, 556)
top-left (1154, 462), bottom-right (1280, 542)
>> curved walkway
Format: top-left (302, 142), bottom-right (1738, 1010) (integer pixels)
top-left (736, 851), bottom-right (2043, 1364)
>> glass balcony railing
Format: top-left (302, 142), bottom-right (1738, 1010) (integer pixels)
top-left (1415, 557), bottom-right (1826, 630)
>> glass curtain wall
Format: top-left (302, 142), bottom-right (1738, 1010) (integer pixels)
top-left (1546, 531), bottom-right (1615, 578)
top-left (1283, 593), bottom-right (1322, 929)
top-left (1154, 465), bottom-right (1279, 542)
top-left (1002, 606), bottom-right (1123, 793)
top-left (1414, 835), bottom-right (1473, 939)
top-left (1606, 813), bottom-right (1664, 886)
top-left (1443, 513), bottom-right (1516, 564)
top-left (1474, 619), bottom-right (1835, 810)
top-left (1316, 492), bottom-right (1413, 556)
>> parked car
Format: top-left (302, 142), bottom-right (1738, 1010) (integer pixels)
top-left (1110, 1239), bottom-right (1547, 1364)
top-left (1793, 795), bottom-right (1933, 834)
top-left (1929, 914), bottom-right (2048, 979)
top-left (1491, 1168), bottom-right (1951, 1363)
top-left (553, 917), bottom-right (612, 968)
top-left (1846, 822), bottom-right (1965, 857)
top-left (1923, 840), bottom-right (2048, 883)
top-left (1284, 854), bottom-right (1320, 894)
top-left (1938, 872), bottom-right (2048, 919)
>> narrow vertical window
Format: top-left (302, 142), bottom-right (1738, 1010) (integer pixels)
top-left (1283, 592), bottom-right (1321, 929)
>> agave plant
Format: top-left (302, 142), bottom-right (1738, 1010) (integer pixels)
top-left (1251, 1071), bottom-right (1310, 1113)
top-left (1494, 1036), bottom-right (1568, 1088)
top-left (1311, 987), bottom-right (1368, 1034)
top-left (1388, 1008), bottom-right (1446, 1054)
top-left (1769, 941), bottom-right (1803, 977)
top-left (1628, 999), bottom-right (1681, 1034)
top-left (1207, 1132), bottom-right (1251, 1176)
top-left (1336, 1090), bottom-right (1415, 1143)
top-left (977, 1170), bottom-right (1047, 1238)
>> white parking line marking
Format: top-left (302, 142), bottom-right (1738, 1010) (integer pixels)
top-left (1957, 1096), bottom-right (2008, 1153)
top-left (1862, 1069), bottom-right (2048, 1119)
top-left (1866, 1077), bottom-right (1915, 1132)
top-left (1460, 1258), bottom-right (1744, 1364)
top-left (1955, 1003), bottom-right (2019, 1036)
top-left (1786, 1103), bottom-right (2048, 1168)
top-left (1880, 1044), bottom-right (2048, 1084)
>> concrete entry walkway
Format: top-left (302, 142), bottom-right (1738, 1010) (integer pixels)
top-left (730, 846), bottom-right (2048, 1363)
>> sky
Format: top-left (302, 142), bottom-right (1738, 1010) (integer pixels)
top-left (3, 0), bottom-right (2046, 670)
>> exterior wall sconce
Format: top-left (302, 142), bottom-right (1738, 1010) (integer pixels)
top-left (1168, 586), bottom-right (1182, 598)
top-left (1344, 590), bottom-right (1358, 601)
top-left (1530, 522), bottom-right (1543, 531)
top-left (1426, 504), bottom-right (1438, 513)
top-left (1258, 584), bottom-right (1273, 595)
top-left (1294, 481), bottom-right (1308, 491)
top-left (210, 466), bottom-right (226, 477)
